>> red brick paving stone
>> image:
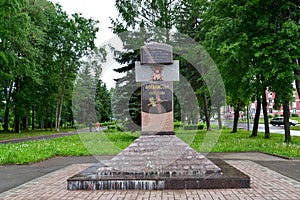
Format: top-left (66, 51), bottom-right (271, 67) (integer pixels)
top-left (0, 164), bottom-right (94, 200)
top-left (149, 191), bottom-right (162, 200)
top-left (85, 191), bottom-right (106, 200)
top-left (110, 191), bottom-right (128, 200)
top-left (208, 191), bottom-right (227, 200)
top-left (185, 190), bottom-right (199, 200)
top-left (227, 160), bottom-right (300, 200)
top-left (219, 190), bottom-right (240, 200)
top-left (173, 190), bottom-right (187, 200)
top-left (135, 191), bottom-right (151, 200)
top-left (2, 160), bottom-right (300, 199)
top-left (162, 190), bottom-right (174, 200)
top-left (196, 190), bottom-right (214, 200)
top-left (124, 191), bottom-right (140, 200)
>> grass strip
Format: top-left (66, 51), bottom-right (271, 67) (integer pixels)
top-left (0, 129), bottom-right (300, 165)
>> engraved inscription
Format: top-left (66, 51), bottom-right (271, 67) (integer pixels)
top-left (140, 43), bottom-right (173, 64)
top-left (142, 82), bottom-right (172, 114)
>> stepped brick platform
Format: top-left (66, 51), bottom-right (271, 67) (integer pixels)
top-left (67, 135), bottom-right (250, 190)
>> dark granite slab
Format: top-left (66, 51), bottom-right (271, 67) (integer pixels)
top-left (67, 159), bottom-right (250, 190)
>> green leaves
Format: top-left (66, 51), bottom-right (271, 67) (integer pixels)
top-left (0, 0), bottom-right (101, 132)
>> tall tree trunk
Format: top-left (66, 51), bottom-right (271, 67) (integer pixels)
top-left (283, 101), bottom-right (291, 143)
top-left (25, 104), bottom-right (29, 132)
top-left (55, 64), bottom-right (69, 132)
top-left (4, 105), bottom-right (9, 132)
top-left (31, 105), bottom-right (35, 130)
top-left (56, 80), bottom-right (66, 132)
top-left (55, 88), bottom-right (61, 132)
top-left (41, 104), bottom-right (45, 131)
top-left (14, 115), bottom-right (20, 133)
top-left (58, 87), bottom-right (65, 129)
top-left (262, 89), bottom-right (270, 138)
top-left (232, 100), bottom-right (240, 133)
top-left (294, 59), bottom-right (300, 97)
top-left (250, 96), bottom-right (261, 137)
top-left (202, 91), bottom-right (211, 131)
top-left (50, 103), bottom-right (53, 131)
top-left (14, 78), bottom-right (20, 133)
top-left (217, 105), bottom-right (222, 129)
top-left (55, 64), bottom-right (64, 132)
top-left (3, 84), bottom-right (13, 132)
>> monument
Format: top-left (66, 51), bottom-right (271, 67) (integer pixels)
top-left (67, 43), bottom-right (250, 190)
top-left (136, 43), bottom-right (179, 135)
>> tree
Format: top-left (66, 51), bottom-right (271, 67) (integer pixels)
top-left (72, 47), bottom-right (106, 125)
top-left (44, 4), bottom-right (99, 132)
top-left (198, 0), bottom-right (300, 141)
top-left (0, 0), bottom-right (47, 132)
top-left (176, 0), bottom-right (219, 130)
top-left (95, 80), bottom-right (111, 122)
top-left (0, 1), bottom-right (100, 132)
top-left (247, 1), bottom-right (300, 141)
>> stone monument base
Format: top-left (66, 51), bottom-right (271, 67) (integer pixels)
top-left (67, 135), bottom-right (250, 190)
top-left (141, 131), bottom-right (175, 135)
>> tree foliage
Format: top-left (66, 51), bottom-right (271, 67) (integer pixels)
top-left (200, 0), bottom-right (300, 141)
top-left (0, 0), bottom-right (100, 132)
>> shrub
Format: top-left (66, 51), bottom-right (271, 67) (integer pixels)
top-left (174, 121), bottom-right (182, 129)
top-left (268, 115), bottom-right (273, 119)
top-left (107, 125), bottom-right (117, 130)
top-left (183, 124), bottom-right (204, 130)
top-left (292, 113), bottom-right (299, 117)
top-left (106, 124), bottom-right (123, 132)
top-left (101, 121), bottom-right (116, 126)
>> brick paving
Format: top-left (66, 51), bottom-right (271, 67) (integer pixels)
top-left (1, 160), bottom-right (300, 199)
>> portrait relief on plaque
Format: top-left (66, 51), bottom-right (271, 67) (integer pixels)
top-left (142, 82), bottom-right (172, 114)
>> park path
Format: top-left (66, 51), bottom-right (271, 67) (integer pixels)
top-left (0, 127), bottom-right (107, 144)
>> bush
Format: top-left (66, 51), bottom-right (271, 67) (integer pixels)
top-left (268, 115), bottom-right (273, 119)
top-left (106, 124), bottom-right (123, 132)
top-left (174, 121), bottom-right (182, 129)
top-left (101, 121), bottom-right (116, 126)
top-left (183, 124), bottom-right (204, 130)
top-left (107, 125), bottom-right (117, 130)
top-left (292, 113), bottom-right (299, 117)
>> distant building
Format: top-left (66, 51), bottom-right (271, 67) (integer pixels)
top-left (249, 87), bottom-right (300, 117)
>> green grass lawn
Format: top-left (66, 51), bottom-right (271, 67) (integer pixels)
top-left (0, 131), bottom-right (139, 165)
top-left (1, 128), bottom-right (300, 165)
top-left (0, 128), bottom-right (76, 141)
top-left (185, 129), bottom-right (300, 158)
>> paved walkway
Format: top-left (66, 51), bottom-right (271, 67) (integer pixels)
top-left (1, 152), bottom-right (300, 199)
top-left (0, 127), bottom-right (107, 144)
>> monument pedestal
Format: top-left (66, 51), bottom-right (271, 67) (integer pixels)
top-left (67, 43), bottom-right (250, 190)
top-left (67, 135), bottom-right (250, 190)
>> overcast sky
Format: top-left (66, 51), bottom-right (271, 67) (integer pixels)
top-left (50, 0), bottom-right (118, 44)
top-left (49, 0), bottom-right (122, 89)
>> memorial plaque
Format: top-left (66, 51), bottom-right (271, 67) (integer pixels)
top-left (140, 43), bottom-right (173, 64)
top-left (141, 81), bottom-right (174, 135)
top-left (142, 82), bottom-right (173, 114)
top-left (135, 61), bottom-right (179, 82)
